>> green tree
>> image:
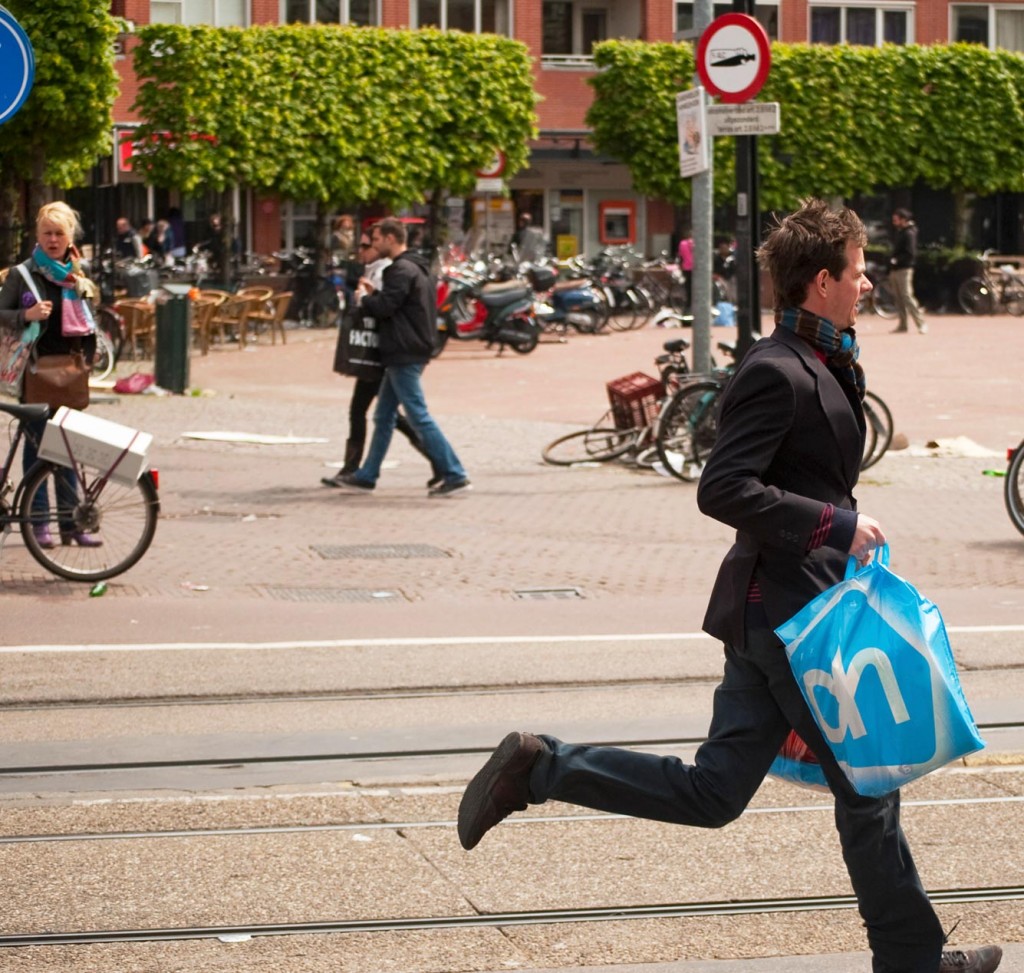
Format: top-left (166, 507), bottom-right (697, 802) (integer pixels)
top-left (0, 0), bottom-right (120, 264)
top-left (588, 40), bottom-right (1024, 244)
top-left (132, 24), bottom-right (537, 257)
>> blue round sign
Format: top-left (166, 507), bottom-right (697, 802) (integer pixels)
top-left (0, 7), bottom-right (35, 125)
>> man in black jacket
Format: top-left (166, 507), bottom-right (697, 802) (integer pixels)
top-left (334, 218), bottom-right (470, 496)
top-left (455, 200), bottom-right (1000, 973)
top-left (890, 208), bottom-right (927, 334)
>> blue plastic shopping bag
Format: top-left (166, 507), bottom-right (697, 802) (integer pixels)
top-left (773, 545), bottom-right (984, 797)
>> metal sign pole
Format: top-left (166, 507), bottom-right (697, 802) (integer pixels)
top-left (733, 0), bottom-right (761, 359)
top-left (691, 0), bottom-right (715, 376)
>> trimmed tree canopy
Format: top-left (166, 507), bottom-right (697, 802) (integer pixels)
top-left (588, 41), bottom-right (1024, 211)
top-left (131, 25), bottom-right (538, 206)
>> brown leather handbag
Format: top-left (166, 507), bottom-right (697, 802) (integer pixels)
top-left (23, 352), bottom-right (90, 411)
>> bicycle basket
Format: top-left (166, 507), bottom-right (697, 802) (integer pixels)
top-left (606, 372), bottom-right (665, 430)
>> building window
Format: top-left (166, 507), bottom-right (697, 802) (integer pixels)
top-left (675, 2), bottom-right (779, 40)
top-left (953, 4), bottom-right (1024, 50)
top-left (411, 0), bottom-right (511, 33)
top-left (152, 0), bottom-right (246, 25)
top-left (809, 5), bottom-right (912, 44)
top-left (284, 0), bottom-right (381, 25)
top-left (544, 1), bottom-right (574, 53)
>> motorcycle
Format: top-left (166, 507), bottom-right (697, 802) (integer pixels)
top-left (524, 264), bottom-right (607, 335)
top-left (436, 268), bottom-right (540, 355)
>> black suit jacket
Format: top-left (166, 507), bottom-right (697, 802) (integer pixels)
top-left (697, 326), bottom-right (865, 649)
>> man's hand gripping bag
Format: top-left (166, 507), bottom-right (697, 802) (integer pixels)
top-left (774, 545), bottom-right (984, 797)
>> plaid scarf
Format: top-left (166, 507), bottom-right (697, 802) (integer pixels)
top-left (31, 244), bottom-right (96, 338)
top-left (776, 306), bottom-right (865, 401)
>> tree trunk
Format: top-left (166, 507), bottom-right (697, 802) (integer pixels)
top-left (951, 190), bottom-right (970, 249)
top-left (0, 172), bottom-right (23, 267)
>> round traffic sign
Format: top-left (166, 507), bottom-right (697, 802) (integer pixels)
top-left (0, 8), bottom-right (35, 125)
top-left (476, 150), bottom-right (506, 179)
top-left (696, 13), bottom-right (771, 104)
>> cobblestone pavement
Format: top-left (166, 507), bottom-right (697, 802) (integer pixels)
top-left (2, 310), bottom-right (1023, 641)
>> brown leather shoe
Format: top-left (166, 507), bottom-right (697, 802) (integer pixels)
top-left (458, 731), bottom-right (544, 850)
top-left (939, 946), bottom-right (1003, 972)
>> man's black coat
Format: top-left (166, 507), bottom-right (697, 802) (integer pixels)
top-left (697, 326), bottom-right (864, 648)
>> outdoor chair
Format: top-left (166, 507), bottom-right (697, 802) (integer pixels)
top-left (243, 290), bottom-right (292, 345)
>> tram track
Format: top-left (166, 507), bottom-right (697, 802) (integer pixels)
top-left (1, 720), bottom-right (1021, 778)
top-left (1, 792), bottom-right (1022, 845)
top-left (1, 886), bottom-right (1021, 948)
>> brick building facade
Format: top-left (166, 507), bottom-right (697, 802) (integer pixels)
top-left (91, 0), bottom-right (1024, 262)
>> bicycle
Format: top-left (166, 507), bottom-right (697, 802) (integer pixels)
top-left (1006, 437), bottom-right (1024, 536)
top-left (861, 390), bottom-right (894, 470)
top-left (655, 344), bottom-right (895, 481)
top-left (958, 258), bottom-right (1024, 315)
top-left (0, 401), bottom-right (160, 581)
top-left (858, 260), bottom-right (898, 319)
top-left (541, 339), bottom-right (692, 465)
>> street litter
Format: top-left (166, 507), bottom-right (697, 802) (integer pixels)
top-left (181, 431), bottom-right (328, 445)
top-left (904, 437), bottom-right (1001, 458)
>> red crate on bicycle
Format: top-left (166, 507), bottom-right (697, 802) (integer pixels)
top-left (606, 371), bottom-right (665, 430)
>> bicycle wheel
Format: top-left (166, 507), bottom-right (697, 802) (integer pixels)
top-left (861, 390), bottom-right (894, 470)
top-left (871, 279), bottom-right (898, 319)
top-left (626, 285), bottom-right (656, 328)
top-left (605, 287), bottom-right (638, 331)
top-left (542, 413), bottom-right (637, 465)
top-left (96, 305), bottom-right (125, 361)
top-left (1003, 283), bottom-right (1024, 316)
top-left (1006, 441), bottom-right (1024, 536)
top-left (91, 329), bottom-right (116, 382)
top-left (20, 463), bottom-right (160, 582)
top-left (958, 276), bottom-right (996, 315)
top-left (668, 281), bottom-right (689, 314)
top-left (655, 380), bottom-right (721, 482)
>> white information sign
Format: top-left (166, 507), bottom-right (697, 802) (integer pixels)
top-left (676, 87), bottom-right (709, 179)
top-left (707, 102), bottom-right (781, 137)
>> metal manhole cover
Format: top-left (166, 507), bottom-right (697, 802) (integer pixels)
top-left (259, 586), bottom-right (406, 603)
top-left (312, 544), bottom-right (449, 560)
top-left (513, 587), bottom-right (585, 600)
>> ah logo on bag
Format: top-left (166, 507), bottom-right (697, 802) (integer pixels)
top-left (798, 592), bottom-right (935, 766)
top-left (775, 546), bottom-right (984, 797)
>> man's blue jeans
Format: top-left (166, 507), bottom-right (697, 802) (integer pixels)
top-left (357, 363), bottom-right (466, 485)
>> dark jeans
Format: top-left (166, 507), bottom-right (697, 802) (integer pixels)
top-left (528, 616), bottom-right (945, 973)
top-left (23, 416), bottom-right (78, 530)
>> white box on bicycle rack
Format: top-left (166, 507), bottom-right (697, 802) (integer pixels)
top-left (39, 407), bottom-right (153, 486)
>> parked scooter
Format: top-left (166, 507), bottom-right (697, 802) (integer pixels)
top-left (436, 268), bottom-right (540, 355)
top-left (524, 263), bottom-right (607, 335)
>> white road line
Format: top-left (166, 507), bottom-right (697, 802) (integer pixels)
top-left (2, 625), bottom-right (1023, 653)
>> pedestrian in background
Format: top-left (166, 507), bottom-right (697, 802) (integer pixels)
top-left (321, 229), bottom-right (440, 488)
top-left (677, 223), bottom-right (694, 309)
top-left (113, 217), bottom-right (143, 261)
top-left (457, 198), bottom-right (1001, 973)
top-left (332, 218), bottom-right (470, 497)
top-left (890, 207), bottom-right (927, 334)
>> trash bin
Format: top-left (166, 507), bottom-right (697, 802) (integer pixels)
top-left (154, 283), bottom-right (192, 393)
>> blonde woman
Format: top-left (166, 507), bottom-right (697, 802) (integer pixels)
top-left (0, 201), bottom-right (100, 549)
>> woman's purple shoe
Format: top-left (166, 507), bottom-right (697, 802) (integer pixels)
top-left (62, 531), bottom-right (103, 548)
top-left (31, 524), bottom-right (56, 549)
